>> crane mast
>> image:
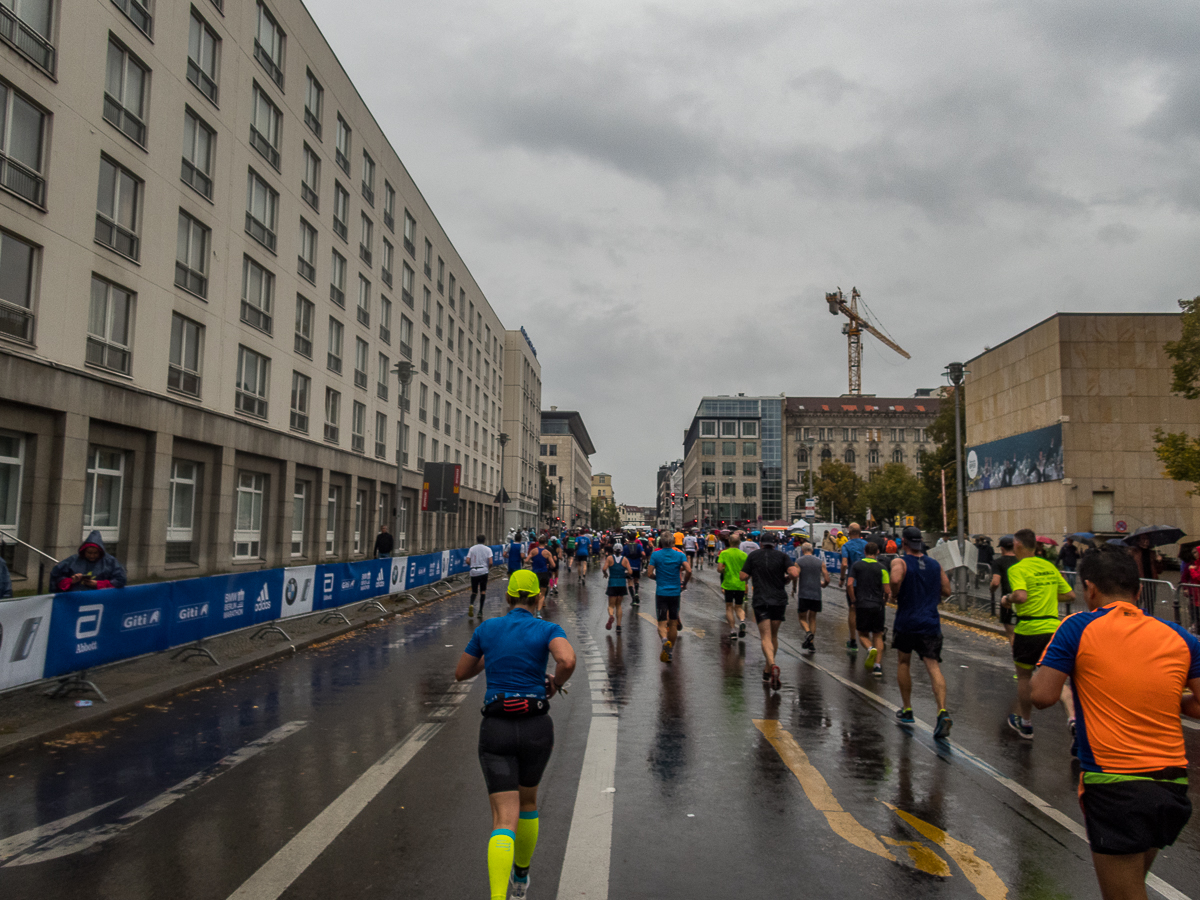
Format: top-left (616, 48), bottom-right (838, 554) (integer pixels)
top-left (825, 286), bottom-right (910, 395)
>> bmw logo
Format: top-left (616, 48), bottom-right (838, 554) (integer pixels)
top-left (391, 566), bottom-right (399, 584)
top-left (285, 577), bottom-right (298, 605)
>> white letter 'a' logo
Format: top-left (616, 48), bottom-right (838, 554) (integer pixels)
top-left (76, 604), bottom-right (104, 639)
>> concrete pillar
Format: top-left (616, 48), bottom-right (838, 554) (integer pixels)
top-left (209, 445), bottom-right (238, 571)
top-left (46, 411), bottom-right (89, 562)
top-left (313, 467), bottom-right (330, 560)
top-left (141, 430), bottom-right (174, 575)
top-left (271, 458), bottom-right (297, 569)
top-left (347, 473), bottom-right (359, 556)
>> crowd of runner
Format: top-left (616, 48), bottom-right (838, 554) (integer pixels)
top-left (457, 522), bottom-right (1200, 900)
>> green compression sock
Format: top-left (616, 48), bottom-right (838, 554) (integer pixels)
top-left (515, 810), bottom-right (540, 871)
top-left (487, 829), bottom-right (515, 900)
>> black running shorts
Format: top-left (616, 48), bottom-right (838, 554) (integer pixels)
top-left (724, 589), bottom-right (746, 605)
top-left (999, 605), bottom-right (1014, 625)
top-left (655, 593), bottom-right (681, 622)
top-left (536, 572), bottom-right (551, 591)
top-left (796, 595), bottom-right (822, 613)
top-left (606, 586), bottom-right (628, 597)
top-left (478, 714), bottom-right (555, 794)
top-left (1082, 779), bottom-right (1192, 855)
top-left (892, 630), bottom-right (943, 661)
top-left (753, 601), bottom-right (787, 623)
top-left (856, 606), bottom-right (886, 635)
top-left (471, 574), bottom-right (488, 594)
top-left (1012, 631), bottom-right (1054, 669)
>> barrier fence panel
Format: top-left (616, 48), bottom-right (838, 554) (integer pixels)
top-left (1178, 582), bottom-right (1199, 633)
top-left (0, 594), bottom-right (54, 692)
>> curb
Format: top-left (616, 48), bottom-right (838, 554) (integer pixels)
top-left (940, 609), bottom-right (1008, 636)
top-left (0, 582), bottom-right (472, 761)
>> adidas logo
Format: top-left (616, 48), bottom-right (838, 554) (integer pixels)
top-left (254, 583), bottom-right (271, 612)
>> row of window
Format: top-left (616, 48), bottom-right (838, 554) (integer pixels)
top-left (796, 447), bottom-right (920, 466)
top-left (698, 419), bottom-right (758, 439)
top-left (700, 462), bottom-right (759, 477)
top-left (698, 441), bottom-right (758, 457)
top-left (695, 482), bottom-right (757, 498)
top-left (796, 427), bottom-right (929, 443)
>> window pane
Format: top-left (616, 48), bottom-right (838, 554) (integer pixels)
top-left (0, 232), bottom-right (34, 309)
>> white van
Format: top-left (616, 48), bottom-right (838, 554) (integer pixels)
top-left (790, 522), bottom-right (845, 544)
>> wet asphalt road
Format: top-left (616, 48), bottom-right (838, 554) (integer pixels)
top-left (1, 563), bottom-right (1198, 900)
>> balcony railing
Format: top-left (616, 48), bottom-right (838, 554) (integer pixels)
top-left (383, 210), bottom-right (394, 231)
top-left (377, 383), bottom-right (388, 401)
top-left (399, 341), bottom-right (412, 360)
top-left (250, 126), bottom-right (280, 170)
top-left (304, 108), bottom-right (321, 138)
top-left (254, 41), bottom-right (283, 88)
top-left (245, 213), bottom-right (277, 252)
top-left (401, 289), bottom-right (413, 308)
top-left (290, 411), bottom-right (308, 432)
top-left (375, 440), bottom-right (386, 459)
top-left (324, 423), bottom-right (339, 442)
top-left (381, 268), bottom-right (392, 288)
top-left (0, 153), bottom-right (45, 207)
top-left (294, 333), bottom-right (312, 358)
top-left (302, 182), bottom-right (318, 210)
top-left (240, 301), bottom-right (272, 334)
top-left (354, 369), bottom-right (367, 389)
top-left (0, 5), bottom-right (55, 75)
top-left (168, 365), bottom-right (201, 397)
top-left (181, 157), bottom-right (213, 199)
top-left (0, 299), bottom-right (34, 343)
top-left (403, 237), bottom-right (415, 257)
top-left (187, 60), bottom-right (218, 104)
top-left (236, 391), bottom-right (268, 419)
top-left (298, 257), bottom-right (315, 284)
top-left (174, 262), bottom-right (207, 297)
top-left (327, 354), bottom-right (342, 374)
top-left (359, 243), bottom-right (372, 266)
top-left (103, 95), bottom-right (146, 146)
top-left (424, 262), bottom-right (431, 278)
top-left (379, 325), bottom-right (390, 344)
top-left (95, 215), bottom-right (140, 261)
top-left (113, 0), bottom-right (152, 35)
top-left (335, 148), bottom-right (349, 174)
top-left (333, 217), bottom-right (347, 241)
top-left (362, 182), bottom-right (374, 206)
top-left (330, 285), bottom-right (344, 307)
top-left (351, 434), bottom-right (364, 453)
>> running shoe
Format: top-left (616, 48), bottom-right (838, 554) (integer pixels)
top-left (934, 709), bottom-right (953, 741)
top-left (802, 631), bottom-right (815, 652)
top-left (615, 625), bottom-right (622, 634)
top-left (762, 668), bottom-right (771, 683)
top-left (606, 614), bottom-right (614, 630)
top-left (864, 647), bottom-right (878, 670)
top-left (738, 621), bottom-right (746, 638)
top-left (1068, 719), bottom-right (1078, 757)
top-left (770, 665), bottom-right (781, 690)
top-left (895, 707), bottom-right (915, 724)
top-left (872, 664), bottom-right (883, 678)
top-left (660, 641), bottom-right (673, 663)
top-left (1007, 714), bottom-right (1033, 740)
top-left (509, 872), bottom-right (530, 899)
top-left (467, 604), bottom-right (474, 617)
top-left (729, 629), bottom-right (738, 641)
top-left (845, 639), bottom-right (858, 654)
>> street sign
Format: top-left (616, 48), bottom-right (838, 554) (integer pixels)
top-left (904, 516), bottom-right (915, 527)
top-left (804, 498), bottom-right (816, 515)
top-left (1116, 520), bottom-right (1127, 533)
top-left (422, 462), bottom-right (461, 513)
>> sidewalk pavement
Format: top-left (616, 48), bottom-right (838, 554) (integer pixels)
top-left (0, 575), bottom-right (482, 761)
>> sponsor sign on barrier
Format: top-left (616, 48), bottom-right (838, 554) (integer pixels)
top-left (0, 594), bottom-right (54, 691)
top-left (390, 556), bottom-right (408, 594)
top-left (282, 566), bottom-right (317, 619)
top-left (45, 583), bottom-right (172, 678)
top-left (820, 550), bottom-right (842, 575)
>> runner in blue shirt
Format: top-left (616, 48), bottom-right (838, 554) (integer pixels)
top-left (623, 535), bottom-right (645, 605)
top-left (456, 569), bottom-right (576, 900)
top-left (838, 523), bottom-right (869, 653)
top-left (507, 531), bottom-right (526, 574)
top-left (574, 532), bottom-right (592, 582)
top-left (648, 535), bottom-right (691, 663)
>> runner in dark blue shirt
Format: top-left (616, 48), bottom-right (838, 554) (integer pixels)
top-left (456, 569), bottom-right (576, 900)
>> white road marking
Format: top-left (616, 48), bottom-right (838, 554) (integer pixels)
top-left (0, 800), bottom-right (121, 863)
top-left (6, 721), bottom-right (308, 867)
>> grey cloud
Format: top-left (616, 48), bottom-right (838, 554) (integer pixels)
top-left (1097, 222), bottom-right (1140, 244)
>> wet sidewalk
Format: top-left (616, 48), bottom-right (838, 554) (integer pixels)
top-left (0, 575), bottom-right (481, 760)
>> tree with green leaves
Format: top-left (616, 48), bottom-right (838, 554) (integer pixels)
top-left (861, 462), bottom-right (923, 531)
top-left (590, 496), bottom-right (621, 530)
top-left (813, 459), bottom-right (864, 523)
top-left (1154, 296), bottom-right (1200, 494)
top-left (918, 386), bottom-right (967, 532)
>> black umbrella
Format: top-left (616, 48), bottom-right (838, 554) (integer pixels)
top-left (1122, 525), bottom-right (1186, 547)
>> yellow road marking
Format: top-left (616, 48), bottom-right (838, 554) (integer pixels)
top-left (752, 720), bottom-right (897, 862)
top-left (637, 611), bottom-right (705, 639)
top-left (884, 802), bottom-right (1008, 900)
top-left (882, 836), bottom-right (952, 876)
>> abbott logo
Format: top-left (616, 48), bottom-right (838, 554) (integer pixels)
top-left (75, 605), bottom-right (104, 639)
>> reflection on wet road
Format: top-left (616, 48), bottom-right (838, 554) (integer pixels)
top-left (0, 567), bottom-right (1196, 900)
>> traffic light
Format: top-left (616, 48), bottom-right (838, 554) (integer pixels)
top-left (683, 492), bottom-right (689, 500)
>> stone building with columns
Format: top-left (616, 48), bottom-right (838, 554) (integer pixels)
top-left (0, 0), bottom-right (515, 588)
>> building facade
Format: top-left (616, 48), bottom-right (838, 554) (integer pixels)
top-left (540, 408), bottom-right (594, 529)
top-left (783, 394), bottom-right (940, 519)
top-left (964, 313), bottom-right (1199, 543)
top-left (618, 504), bottom-right (654, 529)
top-left (0, 0), bottom-right (512, 587)
top-left (656, 460), bottom-right (682, 530)
top-left (681, 395), bottom-right (782, 528)
top-left (501, 328), bottom-right (541, 535)
top-left (590, 473), bottom-right (614, 503)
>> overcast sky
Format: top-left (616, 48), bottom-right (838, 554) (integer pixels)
top-left (307, 0), bottom-right (1200, 506)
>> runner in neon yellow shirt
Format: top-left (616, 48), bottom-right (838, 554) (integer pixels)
top-left (717, 544), bottom-right (749, 641)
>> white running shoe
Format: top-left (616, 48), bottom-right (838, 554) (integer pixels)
top-left (509, 872), bottom-right (530, 899)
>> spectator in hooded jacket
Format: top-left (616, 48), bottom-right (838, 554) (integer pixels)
top-left (50, 531), bottom-right (127, 591)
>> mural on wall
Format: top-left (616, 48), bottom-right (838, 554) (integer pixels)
top-left (966, 423), bottom-right (1064, 492)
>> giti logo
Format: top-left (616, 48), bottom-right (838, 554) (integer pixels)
top-left (177, 602), bottom-right (209, 621)
top-left (121, 609), bottom-right (162, 631)
top-left (254, 583), bottom-right (271, 613)
top-left (75, 604), bottom-right (104, 639)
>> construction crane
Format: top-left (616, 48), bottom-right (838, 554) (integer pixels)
top-left (825, 287), bottom-right (910, 395)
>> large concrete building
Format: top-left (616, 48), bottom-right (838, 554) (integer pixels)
top-left (500, 327), bottom-right (541, 535)
top-left (540, 408), bottom-right (593, 530)
top-left (590, 473), bottom-right (614, 503)
top-left (964, 312), bottom-right (1198, 543)
top-left (0, 0), bottom-right (517, 588)
top-left (783, 394), bottom-right (941, 519)
top-left (681, 395), bottom-right (782, 528)
top-left (656, 459), bottom-right (683, 530)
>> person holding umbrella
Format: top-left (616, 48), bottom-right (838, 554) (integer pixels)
top-left (1125, 526), bottom-right (1185, 614)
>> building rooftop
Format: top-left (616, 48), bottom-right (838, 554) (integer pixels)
top-left (540, 410), bottom-right (596, 456)
top-left (785, 396), bottom-right (941, 414)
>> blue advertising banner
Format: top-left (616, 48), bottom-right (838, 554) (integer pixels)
top-left (966, 423), bottom-right (1064, 493)
top-left (447, 548), bottom-right (469, 576)
top-left (405, 553), bottom-right (443, 589)
top-left (44, 583), bottom-right (173, 678)
top-left (819, 549), bottom-right (842, 575)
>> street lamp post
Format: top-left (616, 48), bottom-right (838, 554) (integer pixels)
top-left (497, 432), bottom-right (509, 538)
top-left (944, 361), bottom-right (968, 606)
top-left (557, 475), bottom-right (563, 532)
top-left (393, 360), bottom-right (414, 553)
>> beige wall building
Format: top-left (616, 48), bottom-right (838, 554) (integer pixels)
top-left (783, 395), bottom-right (940, 520)
top-left (965, 313), bottom-right (1198, 543)
top-left (0, 0), bottom-right (513, 587)
top-left (500, 328), bottom-right (541, 535)
top-left (590, 473), bottom-right (615, 503)
top-left (540, 409), bottom-right (593, 529)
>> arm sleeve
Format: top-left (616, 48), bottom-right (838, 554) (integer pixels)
top-left (547, 623), bottom-right (567, 643)
top-left (1057, 572), bottom-right (1073, 594)
top-left (880, 567), bottom-right (890, 585)
top-left (1007, 564), bottom-right (1028, 594)
top-left (108, 559), bottom-right (128, 589)
top-left (464, 626), bottom-right (484, 658)
top-left (1038, 613), bottom-right (1088, 673)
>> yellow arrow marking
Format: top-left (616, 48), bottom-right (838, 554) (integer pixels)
top-left (637, 611), bottom-right (705, 639)
top-left (884, 802), bottom-right (1008, 899)
top-left (753, 719), bottom-right (896, 862)
top-left (881, 836), bottom-right (952, 876)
